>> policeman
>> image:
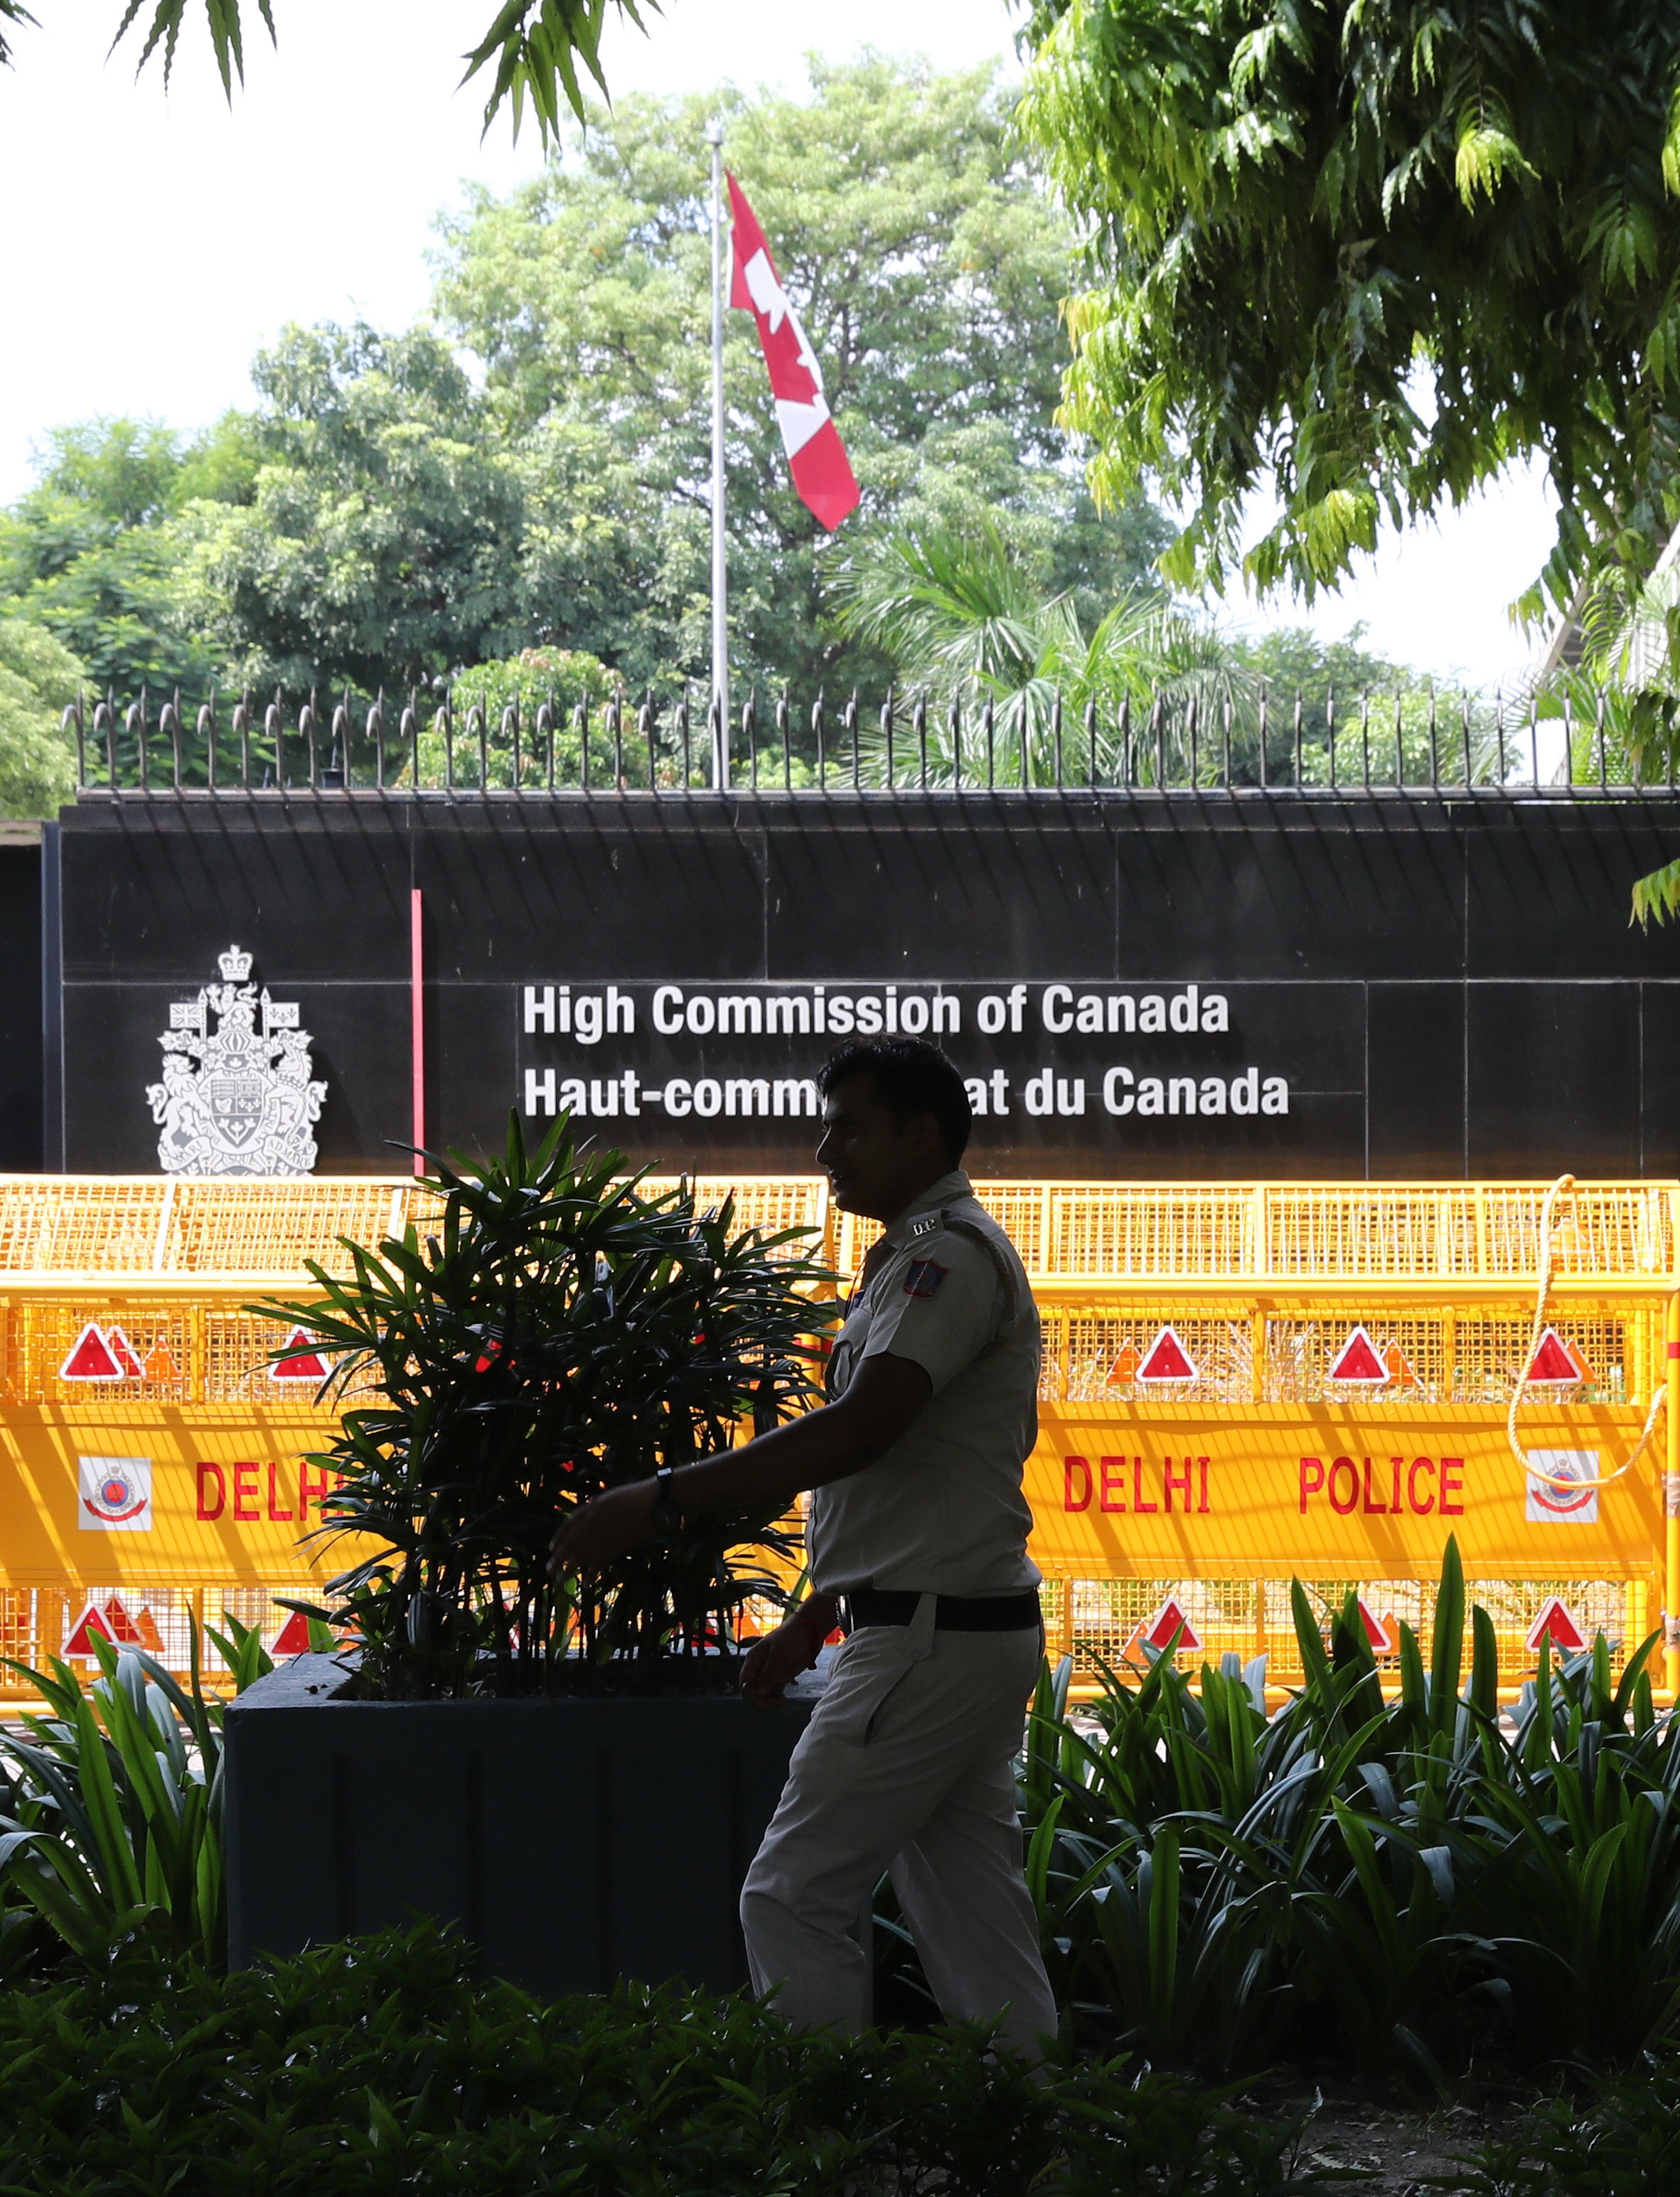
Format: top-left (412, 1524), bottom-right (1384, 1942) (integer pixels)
top-left (549, 1037), bottom-right (1056, 2055)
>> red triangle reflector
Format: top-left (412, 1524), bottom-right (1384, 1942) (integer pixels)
top-left (63, 1600), bottom-right (112, 1656)
top-left (134, 1605), bottom-right (165, 1652)
top-left (59, 1324), bottom-right (124, 1381)
top-left (1526, 1596), bottom-right (1587, 1653)
top-left (1356, 1597), bottom-right (1394, 1652)
top-left (105, 1327), bottom-right (142, 1379)
top-left (100, 1593), bottom-right (143, 1645)
top-left (1526, 1327), bottom-right (1588, 1384)
top-left (1141, 1595), bottom-right (1203, 1652)
top-left (142, 1341), bottom-right (178, 1381)
top-left (1329, 1326), bottom-right (1387, 1382)
top-left (270, 1328), bottom-right (331, 1381)
top-left (1138, 1326), bottom-right (1197, 1382)
top-left (272, 1608), bottom-right (314, 1656)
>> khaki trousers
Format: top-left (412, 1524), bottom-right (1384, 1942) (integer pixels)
top-left (739, 1594), bottom-right (1057, 2057)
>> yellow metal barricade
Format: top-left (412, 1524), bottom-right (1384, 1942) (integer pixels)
top-left (0, 1174), bottom-right (425, 1699)
top-left (0, 1172), bottom-right (836, 1700)
top-left (838, 1180), bottom-right (1680, 1694)
top-left (0, 1172), bottom-right (1674, 1700)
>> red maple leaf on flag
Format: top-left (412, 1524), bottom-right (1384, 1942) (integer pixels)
top-left (728, 174), bottom-right (860, 533)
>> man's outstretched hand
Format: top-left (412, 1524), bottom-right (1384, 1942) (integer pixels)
top-left (547, 1480), bottom-right (656, 1578)
top-left (742, 1597), bottom-right (839, 1711)
top-left (545, 1357), bottom-right (932, 1587)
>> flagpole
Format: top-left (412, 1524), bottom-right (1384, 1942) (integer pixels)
top-left (707, 118), bottom-right (729, 788)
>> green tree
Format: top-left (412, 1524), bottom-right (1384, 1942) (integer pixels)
top-left (173, 326), bottom-right (528, 693)
top-left (0, 616), bottom-right (85, 816)
top-left (1231, 624), bottom-right (1496, 784)
top-left (1017, 0), bottom-right (1680, 638)
top-left (6, 58), bottom-right (1169, 712)
top-left (433, 55), bottom-right (1167, 698)
top-left (0, 417), bottom-right (247, 697)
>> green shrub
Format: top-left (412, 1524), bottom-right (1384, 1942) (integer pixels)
top-left (411, 645), bottom-right (627, 789)
top-left (1457, 2066), bottom-right (1680, 2195)
top-left (0, 1619), bottom-right (272, 1977)
top-left (0, 1923), bottom-right (1341, 2197)
top-left (260, 1115), bottom-right (835, 1698)
top-left (997, 1539), bottom-right (1680, 2080)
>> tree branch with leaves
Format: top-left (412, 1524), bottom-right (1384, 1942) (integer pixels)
top-left (1, 0), bottom-right (656, 138)
top-left (1018, 0), bottom-right (1680, 634)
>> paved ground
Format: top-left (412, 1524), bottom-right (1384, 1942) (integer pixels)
top-left (1249, 2078), bottom-right (1540, 2194)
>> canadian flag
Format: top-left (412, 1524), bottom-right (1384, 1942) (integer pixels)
top-left (728, 174), bottom-right (860, 532)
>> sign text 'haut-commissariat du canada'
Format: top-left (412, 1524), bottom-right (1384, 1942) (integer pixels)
top-left (518, 982), bottom-right (1293, 1121)
top-left (1061, 1454), bottom-right (1467, 1517)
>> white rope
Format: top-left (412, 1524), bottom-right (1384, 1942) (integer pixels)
top-left (1505, 1172), bottom-right (1666, 1493)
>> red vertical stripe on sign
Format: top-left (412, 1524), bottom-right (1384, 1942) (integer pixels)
top-left (410, 887), bottom-right (425, 1175)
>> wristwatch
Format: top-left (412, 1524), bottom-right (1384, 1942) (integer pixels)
top-left (648, 1466), bottom-right (685, 1542)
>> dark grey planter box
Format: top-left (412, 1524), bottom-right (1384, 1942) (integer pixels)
top-left (224, 1655), bottom-right (814, 1997)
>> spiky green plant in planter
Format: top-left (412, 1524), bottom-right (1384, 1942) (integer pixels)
top-left (257, 1116), bottom-right (835, 1700)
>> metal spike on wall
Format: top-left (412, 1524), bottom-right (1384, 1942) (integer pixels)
top-left (58, 683), bottom-right (1652, 802)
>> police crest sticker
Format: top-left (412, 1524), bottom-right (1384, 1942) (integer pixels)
top-left (78, 1455), bottom-right (152, 1532)
top-left (146, 946), bottom-right (326, 1176)
top-left (1524, 1450), bottom-right (1600, 1524)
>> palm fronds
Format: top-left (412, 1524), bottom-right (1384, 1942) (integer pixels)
top-left (835, 522), bottom-right (1249, 789)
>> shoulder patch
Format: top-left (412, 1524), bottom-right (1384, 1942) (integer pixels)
top-left (903, 1258), bottom-right (948, 1299)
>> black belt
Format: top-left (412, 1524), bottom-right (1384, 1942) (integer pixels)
top-left (845, 1587), bottom-right (1042, 1632)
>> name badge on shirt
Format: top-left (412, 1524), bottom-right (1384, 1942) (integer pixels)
top-left (904, 1258), bottom-right (948, 1299)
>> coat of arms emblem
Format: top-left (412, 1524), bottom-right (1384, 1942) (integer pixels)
top-left (146, 945), bottom-right (327, 1175)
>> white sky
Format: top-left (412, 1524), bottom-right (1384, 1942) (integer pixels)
top-left (0, 0), bottom-right (1550, 688)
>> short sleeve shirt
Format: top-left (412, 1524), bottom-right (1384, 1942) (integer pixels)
top-left (806, 1170), bottom-right (1042, 1597)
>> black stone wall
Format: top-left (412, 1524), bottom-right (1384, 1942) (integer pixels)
top-left (0, 838), bottom-right (41, 1170)
top-left (46, 794), bottom-right (1680, 1178)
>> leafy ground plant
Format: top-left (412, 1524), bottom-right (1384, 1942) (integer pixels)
top-left (972, 1540), bottom-right (1680, 2082)
top-left (0, 1920), bottom-right (1345, 2197)
top-left (261, 1113), bottom-right (836, 1699)
top-left (0, 1618), bottom-right (273, 1975)
top-left (1455, 2065), bottom-right (1680, 2196)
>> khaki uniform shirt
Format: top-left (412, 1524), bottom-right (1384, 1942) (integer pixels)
top-left (808, 1169), bottom-right (1042, 1598)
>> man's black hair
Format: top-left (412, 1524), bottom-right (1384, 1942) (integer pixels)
top-left (818, 1039), bottom-right (972, 1166)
